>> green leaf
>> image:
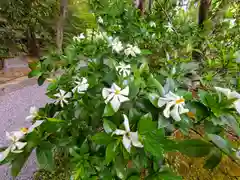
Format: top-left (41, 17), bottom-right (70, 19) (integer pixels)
top-left (38, 75), bottom-right (46, 86)
top-left (11, 151), bottom-right (32, 177)
top-left (221, 115), bottom-right (240, 137)
top-left (207, 134), bottom-right (231, 154)
top-left (149, 75), bottom-right (165, 96)
top-left (36, 145), bottom-right (55, 171)
top-left (47, 118), bottom-right (65, 122)
top-left (204, 120), bottom-right (222, 134)
top-left (80, 139), bottom-right (89, 155)
top-left (147, 169), bottom-right (182, 180)
top-left (103, 119), bottom-right (117, 133)
top-left (105, 141), bottom-right (118, 164)
top-left (103, 104), bottom-right (115, 117)
top-left (178, 139), bottom-right (212, 157)
top-left (115, 156), bottom-right (127, 179)
top-left (28, 69), bottom-right (42, 78)
top-left (148, 93), bottom-right (159, 107)
top-left (204, 149), bottom-right (222, 169)
top-left (164, 78), bottom-right (175, 92)
top-left (158, 114), bottom-right (170, 128)
top-left (138, 113), bottom-right (156, 134)
top-left (143, 130), bottom-right (176, 158)
top-left (141, 49), bottom-right (152, 55)
top-left (92, 132), bottom-right (113, 145)
top-left (128, 176), bottom-right (140, 180)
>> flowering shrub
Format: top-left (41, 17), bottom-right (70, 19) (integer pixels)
top-left (1, 0), bottom-right (240, 179)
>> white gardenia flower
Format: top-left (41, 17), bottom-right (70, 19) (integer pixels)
top-left (113, 114), bottom-right (143, 152)
top-left (158, 91), bottom-right (189, 121)
top-left (149, 21), bottom-right (156, 28)
top-left (54, 89), bottom-right (72, 108)
top-left (215, 87), bottom-right (240, 114)
top-left (102, 83), bottom-right (129, 112)
top-left (72, 77), bottom-right (89, 94)
top-left (26, 106), bottom-right (38, 121)
top-left (0, 131), bottom-right (27, 162)
top-left (98, 16), bottom-right (103, 24)
top-left (21, 120), bottom-right (45, 134)
top-left (124, 44), bottom-right (141, 57)
top-left (116, 62), bottom-right (131, 77)
top-left (73, 33), bottom-right (85, 41)
top-left (111, 37), bottom-right (124, 53)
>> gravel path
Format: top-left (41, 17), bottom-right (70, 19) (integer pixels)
top-left (0, 83), bottom-right (50, 180)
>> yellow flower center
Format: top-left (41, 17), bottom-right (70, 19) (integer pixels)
top-left (175, 98), bottom-right (184, 104)
top-left (115, 90), bottom-right (121, 95)
top-left (20, 127), bottom-right (28, 133)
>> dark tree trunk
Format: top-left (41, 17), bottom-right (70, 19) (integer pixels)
top-left (27, 26), bottom-right (39, 58)
top-left (198, 0), bottom-right (211, 28)
top-left (56, 0), bottom-right (68, 54)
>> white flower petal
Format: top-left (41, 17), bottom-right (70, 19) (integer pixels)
top-left (59, 89), bottom-right (66, 96)
top-left (170, 105), bottom-right (181, 121)
top-left (123, 114), bottom-right (130, 132)
top-left (60, 100), bottom-right (64, 108)
top-left (77, 84), bottom-right (89, 93)
top-left (178, 104), bottom-right (189, 114)
top-left (130, 132), bottom-right (143, 148)
top-left (11, 149), bottom-right (23, 154)
top-left (28, 120), bottom-right (44, 133)
top-left (117, 94), bottom-right (129, 103)
top-left (102, 88), bottom-right (110, 99)
top-left (158, 98), bottom-right (169, 107)
top-left (113, 129), bottom-right (126, 135)
top-left (110, 96), bottom-right (121, 112)
top-left (120, 86), bottom-right (129, 96)
top-left (234, 100), bottom-right (240, 114)
top-left (215, 87), bottom-right (231, 98)
top-left (30, 106), bottom-right (38, 114)
top-left (163, 101), bottom-right (175, 118)
top-left (112, 83), bottom-right (121, 91)
top-left (25, 115), bottom-right (34, 121)
top-left (122, 134), bottom-right (132, 153)
top-left (0, 147), bottom-right (11, 162)
top-left (105, 93), bottom-right (115, 104)
top-left (54, 93), bottom-right (61, 98)
top-left (64, 92), bottom-right (72, 98)
top-left (165, 91), bottom-right (179, 100)
top-left (14, 142), bottom-right (27, 150)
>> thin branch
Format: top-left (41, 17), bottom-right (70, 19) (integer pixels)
top-left (190, 128), bottom-right (240, 166)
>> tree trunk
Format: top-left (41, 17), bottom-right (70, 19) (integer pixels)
top-left (135, 0), bottom-right (145, 15)
top-left (56, 0), bottom-right (68, 54)
top-left (198, 0), bottom-right (211, 28)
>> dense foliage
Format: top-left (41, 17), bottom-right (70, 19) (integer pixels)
top-left (0, 0), bottom-right (95, 57)
top-left (0, 0), bottom-right (240, 179)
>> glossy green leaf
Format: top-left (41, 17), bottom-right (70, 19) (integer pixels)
top-left (47, 118), bottom-right (65, 122)
top-left (11, 151), bottom-right (32, 177)
top-left (204, 149), bottom-right (222, 169)
top-left (28, 69), bottom-right (42, 78)
top-left (105, 141), bottom-right (118, 164)
top-left (207, 134), bottom-right (232, 154)
top-left (138, 113), bottom-right (156, 135)
top-left (103, 103), bottom-right (115, 117)
top-left (178, 139), bottom-right (212, 157)
top-left (103, 119), bottom-right (117, 133)
top-left (92, 132), bottom-right (113, 145)
top-left (38, 75), bottom-right (46, 86)
top-left (36, 145), bottom-right (55, 171)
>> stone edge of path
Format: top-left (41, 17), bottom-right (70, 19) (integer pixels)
top-left (0, 76), bottom-right (37, 96)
